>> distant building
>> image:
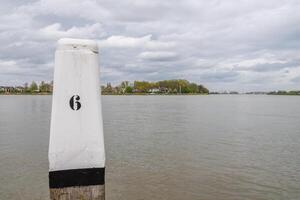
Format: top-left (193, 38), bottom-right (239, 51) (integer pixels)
top-left (0, 86), bottom-right (14, 93)
top-left (149, 88), bottom-right (160, 93)
top-left (159, 87), bottom-right (169, 93)
top-left (15, 86), bottom-right (25, 93)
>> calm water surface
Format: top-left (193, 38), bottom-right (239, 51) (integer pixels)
top-left (0, 95), bottom-right (299, 200)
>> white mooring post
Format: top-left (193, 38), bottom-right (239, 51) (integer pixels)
top-left (49, 38), bottom-right (105, 200)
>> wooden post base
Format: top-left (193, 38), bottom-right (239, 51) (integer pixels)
top-left (50, 185), bottom-right (105, 200)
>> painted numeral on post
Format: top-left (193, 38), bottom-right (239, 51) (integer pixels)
top-left (69, 95), bottom-right (81, 111)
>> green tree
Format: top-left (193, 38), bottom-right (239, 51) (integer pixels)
top-left (40, 81), bottom-right (52, 93)
top-left (125, 86), bottom-right (133, 93)
top-left (189, 83), bottom-right (198, 93)
top-left (102, 83), bottom-right (113, 94)
top-left (29, 81), bottom-right (38, 92)
top-left (24, 82), bottom-right (29, 93)
top-left (198, 84), bottom-right (209, 94)
top-left (134, 81), bottom-right (152, 93)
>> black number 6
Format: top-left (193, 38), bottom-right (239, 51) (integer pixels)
top-left (69, 95), bottom-right (81, 110)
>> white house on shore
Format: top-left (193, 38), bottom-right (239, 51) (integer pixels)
top-left (149, 88), bottom-right (160, 94)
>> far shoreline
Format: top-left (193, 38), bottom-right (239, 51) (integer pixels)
top-left (0, 93), bottom-right (209, 96)
top-left (1, 93), bottom-right (299, 96)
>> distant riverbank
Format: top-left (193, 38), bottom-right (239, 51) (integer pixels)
top-left (0, 93), bottom-right (52, 95)
top-left (0, 93), bottom-right (210, 96)
top-left (2, 79), bottom-right (299, 96)
top-left (0, 79), bottom-right (210, 96)
top-left (1, 93), bottom-right (300, 96)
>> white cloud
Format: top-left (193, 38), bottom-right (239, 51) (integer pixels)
top-left (139, 51), bottom-right (178, 62)
top-left (98, 35), bottom-right (151, 48)
top-left (98, 35), bottom-right (175, 50)
top-left (39, 23), bottom-right (105, 40)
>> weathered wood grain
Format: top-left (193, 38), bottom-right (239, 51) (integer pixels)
top-left (50, 185), bottom-right (105, 200)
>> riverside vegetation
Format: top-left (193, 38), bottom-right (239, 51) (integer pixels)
top-left (101, 80), bottom-right (209, 95)
top-left (0, 79), bottom-right (209, 95)
top-left (1, 79), bottom-right (299, 95)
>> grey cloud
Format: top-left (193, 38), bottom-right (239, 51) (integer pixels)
top-left (291, 76), bottom-right (300, 83)
top-left (198, 71), bottom-right (240, 83)
top-left (1, 0), bottom-right (300, 91)
top-left (236, 60), bottom-right (300, 72)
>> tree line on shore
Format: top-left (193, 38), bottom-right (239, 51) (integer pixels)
top-left (2, 80), bottom-right (299, 95)
top-left (0, 81), bottom-right (53, 94)
top-left (101, 79), bottom-right (209, 94)
top-left (267, 90), bottom-right (300, 95)
top-left (0, 79), bottom-right (209, 95)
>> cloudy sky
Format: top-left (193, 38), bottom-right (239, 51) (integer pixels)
top-left (1, 0), bottom-right (300, 91)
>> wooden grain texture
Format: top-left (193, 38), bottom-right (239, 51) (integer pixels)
top-left (50, 185), bottom-right (105, 200)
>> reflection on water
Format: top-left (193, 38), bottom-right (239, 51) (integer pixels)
top-left (0, 95), bottom-right (299, 200)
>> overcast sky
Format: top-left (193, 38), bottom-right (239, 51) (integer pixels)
top-left (1, 0), bottom-right (300, 91)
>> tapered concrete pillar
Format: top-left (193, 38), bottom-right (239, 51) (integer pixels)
top-left (49, 38), bottom-right (105, 200)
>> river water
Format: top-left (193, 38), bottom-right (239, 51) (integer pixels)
top-left (0, 95), bottom-right (299, 200)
